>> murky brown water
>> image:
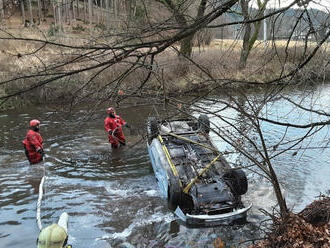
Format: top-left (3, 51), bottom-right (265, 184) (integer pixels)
top-left (1, 85), bottom-right (330, 247)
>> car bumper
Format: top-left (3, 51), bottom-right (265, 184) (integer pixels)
top-left (175, 204), bottom-right (252, 226)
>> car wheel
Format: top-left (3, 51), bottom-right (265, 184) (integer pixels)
top-left (167, 177), bottom-right (182, 211)
top-left (198, 114), bottom-right (210, 134)
top-left (147, 117), bottom-right (159, 144)
top-left (223, 169), bottom-right (248, 196)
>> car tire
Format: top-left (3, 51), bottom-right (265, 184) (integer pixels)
top-left (198, 114), bottom-right (210, 134)
top-left (224, 169), bottom-right (248, 196)
top-left (167, 176), bottom-right (182, 211)
top-left (147, 117), bottom-right (159, 144)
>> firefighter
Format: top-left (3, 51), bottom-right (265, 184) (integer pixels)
top-left (104, 107), bottom-right (127, 148)
top-left (23, 119), bottom-right (44, 164)
top-left (37, 223), bottom-right (69, 248)
top-left (37, 212), bottom-right (71, 248)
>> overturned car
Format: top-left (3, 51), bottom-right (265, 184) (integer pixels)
top-left (147, 115), bottom-right (251, 226)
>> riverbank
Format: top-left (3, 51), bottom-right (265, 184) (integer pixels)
top-left (250, 196), bottom-right (330, 248)
top-left (1, 20), bottom-right (330, 111)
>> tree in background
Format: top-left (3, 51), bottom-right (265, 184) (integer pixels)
top-left (157, 0), bottom-right (208, 59)
top-left (239, 0), bottom-right (270, 69)
top-left (0, 0), bottom-right (4, 23)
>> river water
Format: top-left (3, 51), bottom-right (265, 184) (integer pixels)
top-left (0, 84), bottom-right (330, 248)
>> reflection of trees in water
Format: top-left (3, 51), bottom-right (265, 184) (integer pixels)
top-left (25, 165), bottom-right (45, 194)
top-left (26, 177), bottom-right (42, 194)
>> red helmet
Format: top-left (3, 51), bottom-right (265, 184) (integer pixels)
top-left (106, 107), bottom-right (115, 114)
top-left (30, 119), bottom-right (40, 127)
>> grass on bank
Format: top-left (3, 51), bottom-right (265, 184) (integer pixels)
top-left (1, 24), bottom-right (330, 109)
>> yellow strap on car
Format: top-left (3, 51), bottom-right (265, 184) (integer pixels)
top-left (183, 154), bottom-right (222, 194)
top-left (158, 135), bottom-right (179, 177)
top-left (163, 131), bottom-right (220, 154)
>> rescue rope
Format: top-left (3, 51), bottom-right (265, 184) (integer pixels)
top-left (37, 175), bottom-right (46, 230)
top-left (36, 162), bottom-right (47, 231)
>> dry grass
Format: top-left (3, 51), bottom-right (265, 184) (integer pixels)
top-left (1, 24), bottom-right (330, 109)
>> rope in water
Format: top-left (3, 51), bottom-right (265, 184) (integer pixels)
top-left (36, 175), bottom-right (46, 230)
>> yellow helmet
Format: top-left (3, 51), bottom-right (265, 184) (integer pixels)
top-left (37, 224), bottom-right (67, 248)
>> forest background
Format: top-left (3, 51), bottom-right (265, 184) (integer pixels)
top-left (0, 0), bottom-right (329, 109)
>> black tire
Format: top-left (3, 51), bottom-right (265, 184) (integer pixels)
top-left (167, 176), bottom-right (182, 211)
top-left (223, 169), bottom-right (248, 196)
top-left (147, 117), bottom-right (159, 144)
top-left (198, 114), bottom-right (210, 134)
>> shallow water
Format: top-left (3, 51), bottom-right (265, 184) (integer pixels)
top-left (0, 85), bottom-right (330, 248)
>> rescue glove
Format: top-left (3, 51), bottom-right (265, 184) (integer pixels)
top-left (108, 130), bottom-right (113, 135)
top-left (124, 123), bottom-right (130, 128)
top-left (37, 148), bottom-right (45, 156)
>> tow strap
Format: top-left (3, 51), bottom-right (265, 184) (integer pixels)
top-left (162, 131), bottom-right (220, 154)
top-left (159, 131), bottom-right (223, 193)
top-left (183, 154), bottom-right (222, 193)
top-left (158, 135), bottom-right (179, 178)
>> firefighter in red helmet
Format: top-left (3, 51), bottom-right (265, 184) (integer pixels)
top-left (23, 119), bottom-right (44, 164)
top-left (104, 107), bottom-right (127, 149)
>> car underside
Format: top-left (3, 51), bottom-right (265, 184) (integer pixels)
top-left (147, 115), bottom-right (251, 226)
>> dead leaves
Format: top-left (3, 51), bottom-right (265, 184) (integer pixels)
top-left (250, 197), bottom-right (330, 248)
top-left (213, 237), bottom-right (225, 248)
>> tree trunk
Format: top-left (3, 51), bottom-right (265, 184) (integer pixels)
top-left (66, 0), bottom-right (71, 25)
top-left (239, 0), bottom-right (251, 69)
top-left (41, 0), bottom-right (47, 19)
top-left (76, 0), bottom-right (79, 20)
top-left (100, 0), bottom-right (103, 24)
top-left (0, 0), bottom-right (5, 23)
top-left (257, 122), bottom-right (289, 218)
top-left (37, 0), bottom-right (42, 24)
top-left (179, 35), bottom-right (194, 58)
top-left (63, 0), bottom-right (67, 23)
top-left (27, 0), bottom-right (33, 26)
top-left (173, 0), bottom-right (207, 58)
top-left (114, 0), bottom-right (117, 25)
top-left (132, 0), bottom-right (137, 17)
top-left (52, 0), bottom-right (57, 26)
top-left (58, 0), bottom-right (62, 32)
top-left (20, 0), bottom-right (26, 26)
top-left (269, 166), bottom-right (288, 217)
top-left (125, 0), bottom-right (130, 21)
top-left (105, 0), bottom-right (110, 29)
top-left (88, 0), bottom-right (92, 25)
top-left (72, 0), bottom-right (76, 21)
top-left (83, 0), bottom-right (86, 22)
top-left (96, 0), bottom-right (100, 25)
top-left (239, 0), bottom-right (269, 70)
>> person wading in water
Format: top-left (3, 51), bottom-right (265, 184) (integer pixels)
top-left (23, 119), bottom-right (44, 164)
top-left (104, 107), bottom-right (128, 149)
